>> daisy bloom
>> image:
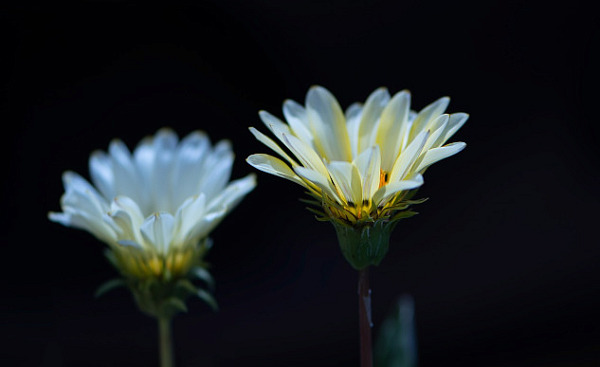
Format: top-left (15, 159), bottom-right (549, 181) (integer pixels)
top-left (49, 128), bottom-right (256, 318)
top-left (247, 86), bottom-right (467, 269)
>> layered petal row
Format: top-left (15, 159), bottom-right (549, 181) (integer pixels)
top-left (50, 128), bottom-right (256, 279)
top-left (247, 86), bottom-right (467, 224)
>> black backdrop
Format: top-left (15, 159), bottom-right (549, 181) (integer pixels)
top-left (3, 1), bottom-right (599, 366)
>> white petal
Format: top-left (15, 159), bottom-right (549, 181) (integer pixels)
top-left (149, 131), bottom-right (179, 212)
top-left (170, 131), bottom-right (210, 207)
top-left (140, 212), bottom-right (175, 254)
top-left (306, 86), bottom-right (352, 161)
top-left (389, 130), bottom-right (430, 183)
top-left (132, 136), bottom-right (155, 213)
top-left (206, 174), bottom-right (256, 213)
top-left (443, 113), bottom-right (469, 144)
top-left (283, 99), bottom-right (313, 143)
top-left (246, 154), bottom-right (305, 186)
top-left (183, 209), bottom-right (226, 244)
top-left (197, 140), bottom-right (234, 201)
top-left (89, 151), bottom-right (115, 201)
top-left (327, 161), bottom-right (362, 205)
top-left (421, 114), bottom-right (449, 154)
top-left (63, 171), bottom-right (103, 198)
top-left (49, 209), bottom-right (117, 244)
top-left (281, 133), bottom-right (330, 178)
top-left (108, 139), bottom-right (143, 204)
top-left (259, 110), bottom-right (292, 136)
top-left (373, 174), bottom-right (424, 206)
top-left (376, 90), bottom-right (411, 172)
top-left (353, 146), bottom-right (381, 201)
top-left (345, 102), bottom-right (363, 158)
top-left (357, 87), bottom-right (390, 154)
top-left (409, 97), bottom-right (450, 140)
top-left (48, 211), bottom-right (72, 227)
top-left (174, 194), bottom-right (206, 246)
top-left (416, 142), bottom-right (466, 172)
top-left (107, 196), bottom-right (145, 244)
top-left (294, 166), bottom-right (341, 203)
top-left (61, 172), bottom-right (109, 215)
top-left (248, 127), bottom-right (297, 165)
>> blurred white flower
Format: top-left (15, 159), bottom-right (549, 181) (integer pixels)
top-left (247, 86), bottom-right (466, 225)
top-left (50, 128), bottom-right (256, 281)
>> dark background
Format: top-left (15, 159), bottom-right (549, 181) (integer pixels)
top-left (2, 1), bottom-right (599, 366)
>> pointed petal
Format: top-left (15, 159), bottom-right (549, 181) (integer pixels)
top-left (421, 114), bottom-right (449, 153)
top-left (345, 102), bottom-right (363, 158)
top-left (373, 174), bottom-right (424, 206)
top-left (108, 139), bottom-right (143, 203)
top-left (170, 131), bottom-right (210, 208)
top-left (357, 87), bottom-right (390, 153)
top-left (149, 130), bottom-right (179, 212)
top-left (248, 127), bottom-right (298, 165)
top-left (89, 151), bottom-right (115, 201)
top-left (327, 161), bottom-right (362, 205)
top-left (353, 146), bottom-right (381, 201)
top-left (283, 99), bottom-right (313, 143)
top-left (196, 140), bottom-right (234, 201)
top-left (246, 154), bottom-right (305, 186)
top-left (306, 86), bottom-right (352, 161)
top-left (206, 174), bottom-right (256, 213)
top-left (61, 171), bottom-right (109, 214)
top-left (443, 113), bottom-right (469, 144)
top-left (259, 110), bottom-right (292, 135)
top-left (174, 194), bottom-right (206, 246)
top-left (49, 209), bottom-right (117, 244)
top-left (140, 212), bottom-right (175, 254)
top-left (282, 133), bottom-right (330, 178)
top-left (376, 90), bottom-right (411, 172)
top-left (416, 142), bottom-right (466, 172)
top-left (389, 130), bottom-right (430, 183)
top-left (294, 166), bottom-right (342, 203)
top-left (409, 97), bottom-right (450, 140)
top-left (107, 195), bottom-right (145, 244)
top-left (187, 175), bottom-right (255, 241)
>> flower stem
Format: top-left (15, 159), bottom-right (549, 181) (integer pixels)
top-left (358, 267), bottom-right (373, 367)
top-left (158, 317), bottom-right (174, 367)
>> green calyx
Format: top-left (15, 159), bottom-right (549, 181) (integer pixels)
top-left (96, 238), bottom-right (218, 320)
top-left (332, 211), bottom-right (418, 270)
top-left (126, 269), bottom-right (218, 319)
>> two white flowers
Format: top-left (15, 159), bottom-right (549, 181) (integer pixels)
top-left (49, 85), bottom-right (466, 288)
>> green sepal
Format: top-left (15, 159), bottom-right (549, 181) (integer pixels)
top-left (99, 237), bottom-right (220, 319)
top-left (162, 297), bottom-right (188, 314)
top-left (191, 267), bottom-right (215, 291)
top-left (391, 210), bottom-right (418, 221)
top-left (299, 197), bottom-right (322, 206)
top-left (197, 289), bottom-right (219, 311)
top-left (94, 278), bottom-right (126, 298)
top-left (175, 279), bottom-right (199, 296)
top-left (332, 219), bottom-right (397, 270)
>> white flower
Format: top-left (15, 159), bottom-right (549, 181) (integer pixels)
top-left (247, 86), bottom-right (467, 225)
top-left (49, 128), bottom-right (256, 280)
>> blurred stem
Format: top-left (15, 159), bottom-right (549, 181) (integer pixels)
top-left (159, 317), bottom-right (174, 367)
top-left (358, 267), bottom-right (373, 367)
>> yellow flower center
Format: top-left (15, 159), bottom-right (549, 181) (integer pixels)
top-left (325, 169), bottom-right (396, 224)
top-left (115, 246), bottom-right (196, 281)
